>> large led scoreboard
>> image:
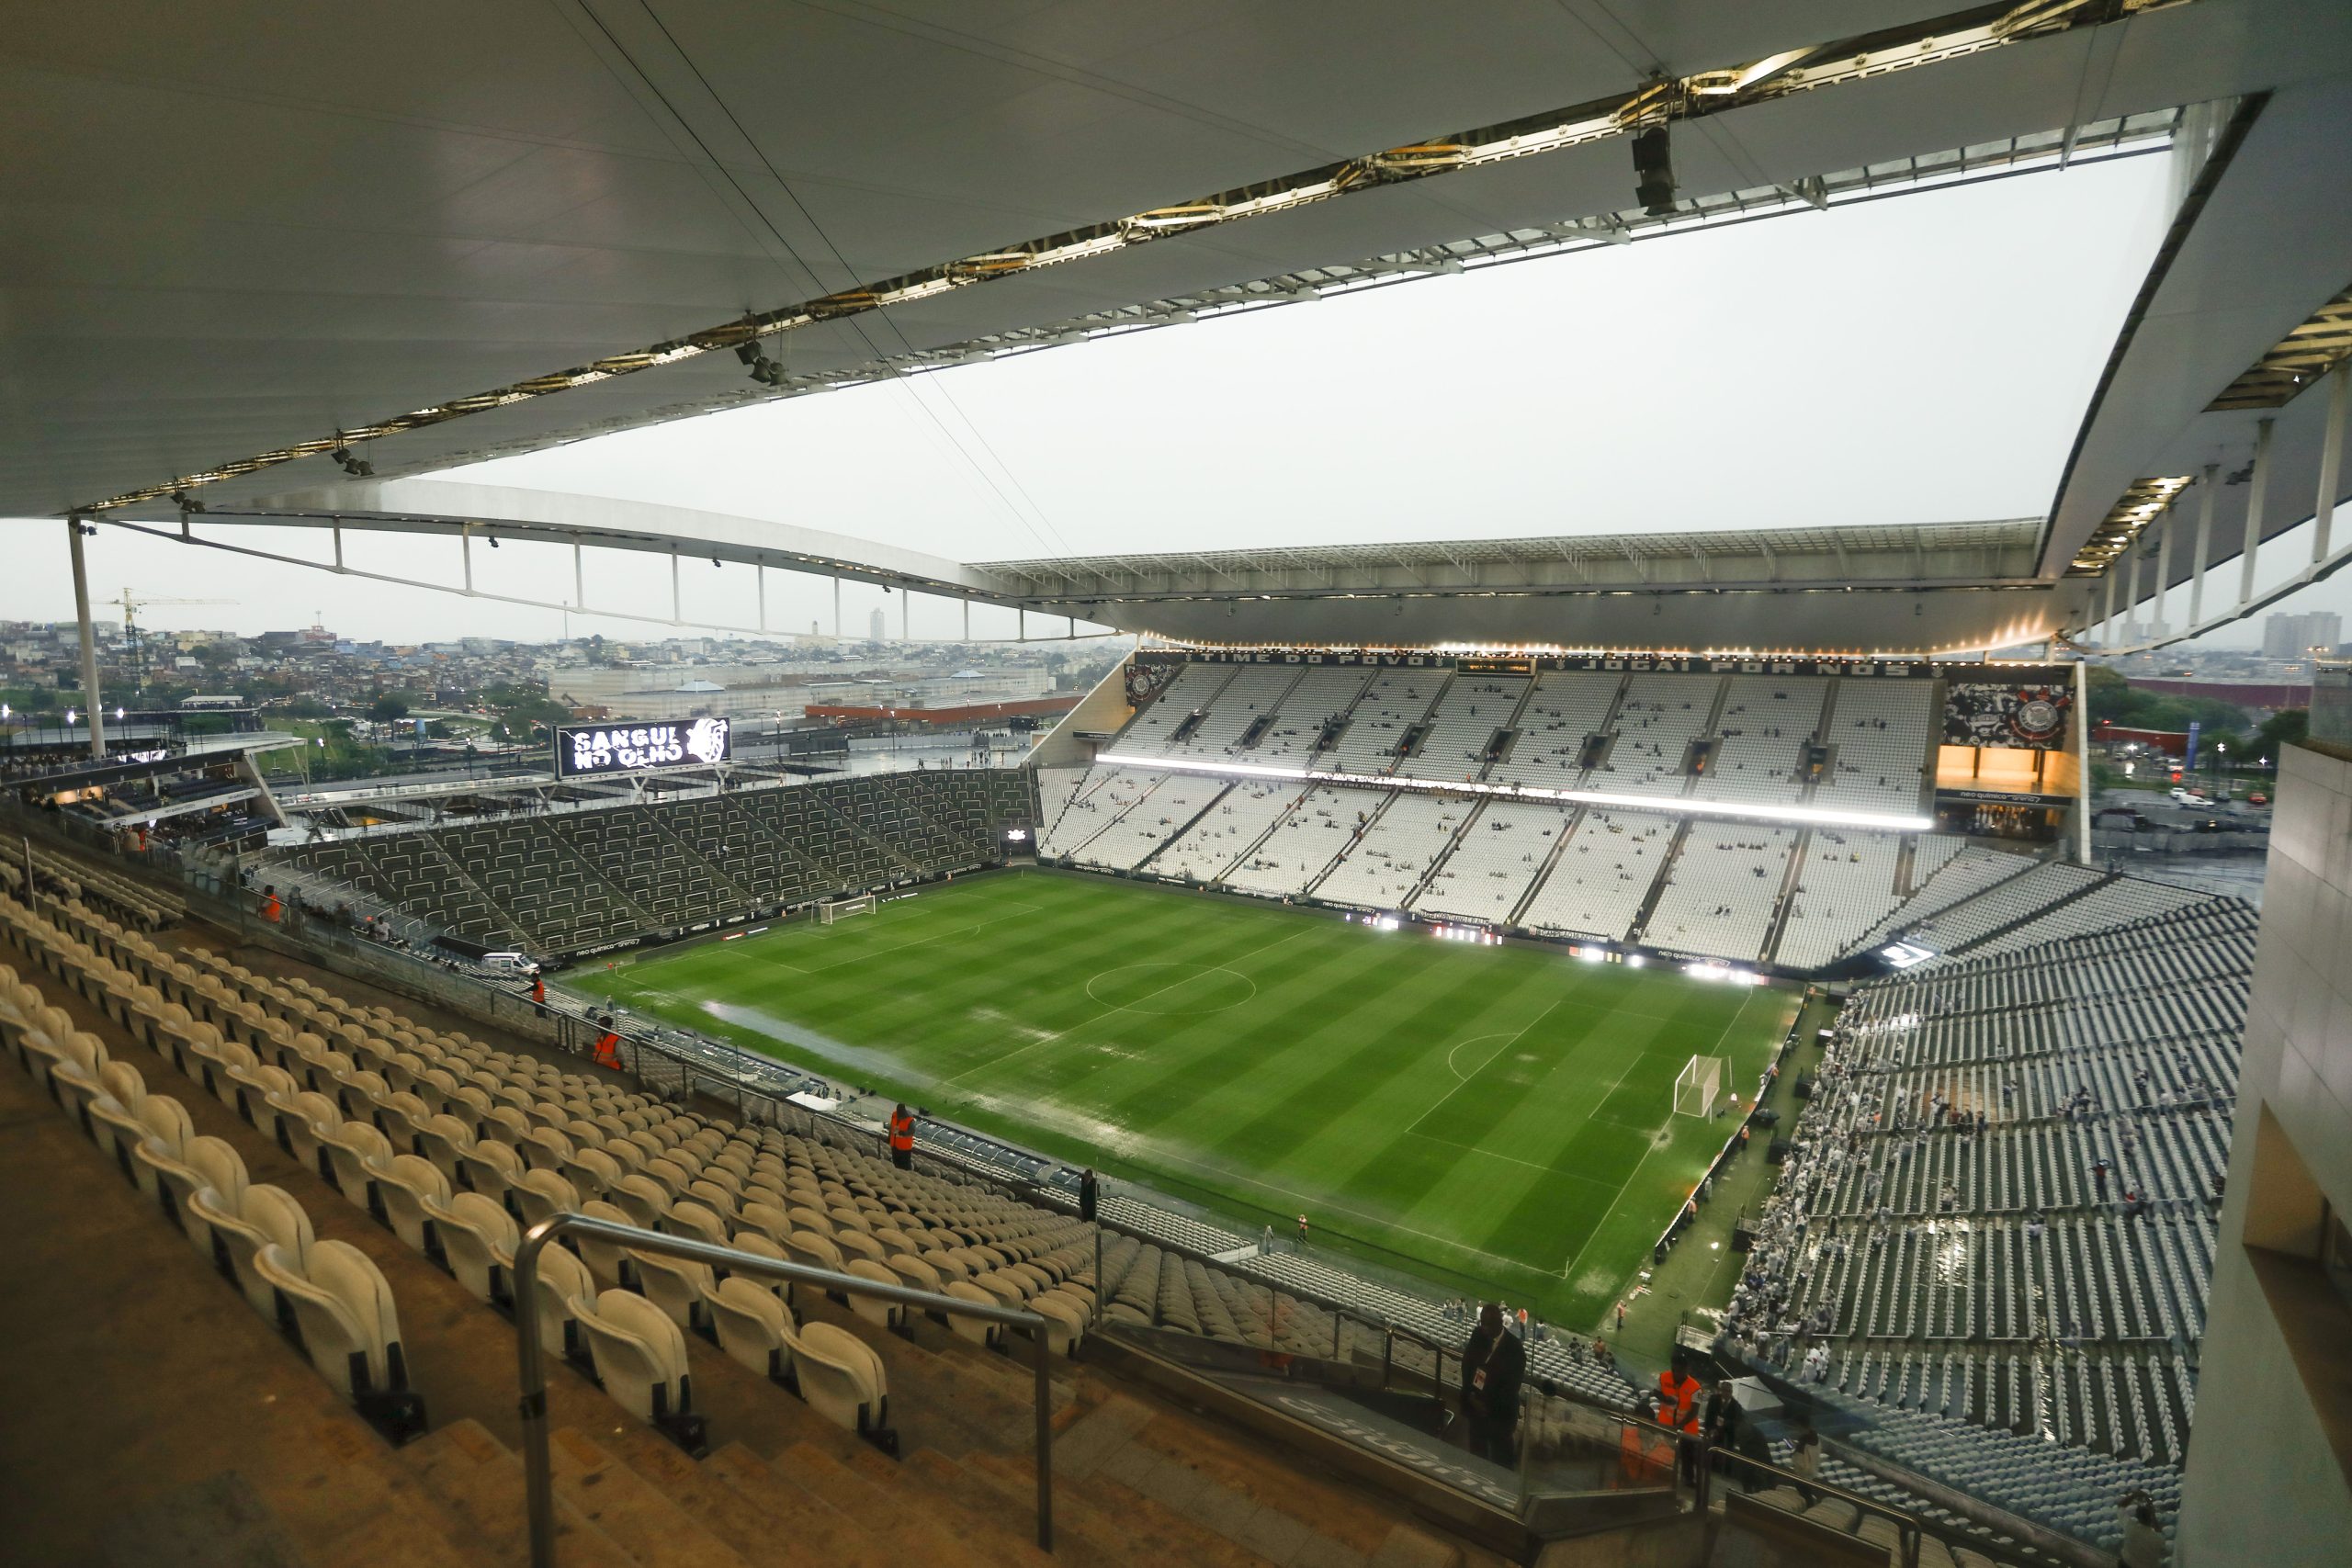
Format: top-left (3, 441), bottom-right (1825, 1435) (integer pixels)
top-left (555, 717), bottom-right (731, 779)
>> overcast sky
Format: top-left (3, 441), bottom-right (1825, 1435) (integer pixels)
top-left (6, 148), bottom-right (2335, 649)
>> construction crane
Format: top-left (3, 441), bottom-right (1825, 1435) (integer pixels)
top-left (112, 590), bottom-right (238, 695)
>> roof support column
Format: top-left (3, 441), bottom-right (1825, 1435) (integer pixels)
top-left (833, 577), bottom-right (842, 640)
top-left (2154, 494), bottom-right (2177, 639)
top-left (2239, 417), bottom-right (2275, 609)
top-left (2315, 360), bottom-right (2349, 564)
top-left (65, 517), bottom-right (107, 760)
top-left (2189, 465), bottom-right (2217, 625)
top-left (2126, 530), bottom-right (2148, 642)
top-left (2100, 559), bottom-right (2120, 647)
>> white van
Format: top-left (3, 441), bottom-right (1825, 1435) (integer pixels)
top-left (482, 952), bottom-right (537, 976)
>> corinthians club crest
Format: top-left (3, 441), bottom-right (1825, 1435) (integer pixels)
top-left (2005, 688), bottom-right (2069, 746)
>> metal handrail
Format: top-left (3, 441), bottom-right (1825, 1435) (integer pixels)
top-left (512, 1212), bottom-right (1056, 1563)
top-left (1695, 1439), bottom-right (2078, 1568)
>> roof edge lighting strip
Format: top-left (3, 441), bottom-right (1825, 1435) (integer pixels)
top-left (2066, 474), bottom-right (2193, 574)
top-left (415, 114), bottom-right (2172, 479)
top-left (72, 0), bottom-right (2199, 516)
top-left (1093, 750), bottom-right (1937, 833)
top-left (2205, 280), bottom-right (2352, 411)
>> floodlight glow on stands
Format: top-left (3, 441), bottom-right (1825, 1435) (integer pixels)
top-left (1684, 961), bottom-right (1765, 986)
top-left (1093, 750), bottom-right (1936, 833)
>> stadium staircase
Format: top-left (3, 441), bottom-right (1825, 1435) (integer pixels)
top-left (806, 789), bottom-right (925, 882)
top-left (536, 818), bottom-right (664, 936)
top-left (1129, 782), bottom-right (1234, 874)
top-left (638, 804), bottom-right (763, 910)
top-left (1505, 805), bottom-right (1585, 927)
top-left (416, 834), bottom-right (537, 952)
top-left (1756, 831), bottom-right (1814, 964)
top-left (1402, 797), bottom-right (1487, 906)
top-left (712, 790), bottom-right (831, 898)
top-left (1625, 819), bottom-right (1693, 944)
top-left (1299, 792), bottom-right (1396, 897)
top-left (1937, 872), bottom-right (2120, 959)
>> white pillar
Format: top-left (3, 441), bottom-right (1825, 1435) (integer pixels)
top-left (2239, 416), bottom-right (2274, 608)
top-left (2189, 465), bottom-right (2217, 625)
top-left (2125, 531), bottom-right (2148, 643)
top-left (2315, 360), bottom-right (2349, 564)
top-left (2154, 497), bottom-right (2177, 638)
top-left (2101, 562), bottom-right (2120, 647)
top-left (833, 578), bottom-right (842, 640)
top-left (65, 518), bottom-right (107, 760)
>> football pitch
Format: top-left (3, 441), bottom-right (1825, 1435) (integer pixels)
top-left (573, 870), bottom-right (1794, 1325)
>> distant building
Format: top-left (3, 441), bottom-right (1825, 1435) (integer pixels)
top-left (868, 607), bottom-right (887, 643)
top-left (2261, 609), bottom-right (2342, 660)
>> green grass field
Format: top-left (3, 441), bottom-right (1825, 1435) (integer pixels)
top-left (573, 871), bottom-right (1793, 1325)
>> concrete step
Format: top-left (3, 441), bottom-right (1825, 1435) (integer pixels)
top-left (401, 1419), bottom-right (638, 1568)
top-left (1125, 1403), bottom-right (1400, 1562)
top-left (703, 1443), bottom-right (895, 1568)
top-left (966, 1447), bottom-right (1279, 1568)
top-left (850, 1445), bottom-right (1053, 1566)
top-left (772, 1440), bottom-right (1014, 1566)
top-left (546, 1426), bottom-right (754, 1568)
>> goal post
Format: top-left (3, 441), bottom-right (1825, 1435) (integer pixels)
top-left (1674, 1055), bottom-right (1726, 1119)
top-left (818, 894), bottom-right (876, 925)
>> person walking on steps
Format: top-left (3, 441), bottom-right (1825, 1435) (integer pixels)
top-left (1460, 1303), bottom-right (1526, 1465)
top-left (888, 1103), bottom-right (916, 1170)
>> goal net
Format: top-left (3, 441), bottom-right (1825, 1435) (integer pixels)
top-left (818, 894), bottom-right (876, 925)
top-left (1673, 1055), bottom-right (1726, 1119)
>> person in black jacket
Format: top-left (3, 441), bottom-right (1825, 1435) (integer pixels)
top-left (1077, 1168), bottom-right (1098, 1222)
top-left (1460, 1303), bottom-right (1526, 1464)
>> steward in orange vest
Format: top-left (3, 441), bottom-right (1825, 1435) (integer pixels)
top-left (591, 1014), bottom-right (623, 1070)
top-left (888, 1104), bottom-right (916, 1169)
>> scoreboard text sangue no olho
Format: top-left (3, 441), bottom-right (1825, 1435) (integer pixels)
top-left (555, 717), bottom-right (731, 778)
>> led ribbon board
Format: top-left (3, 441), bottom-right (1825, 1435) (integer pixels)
top-left (556, 717), bottom-right (731, 778)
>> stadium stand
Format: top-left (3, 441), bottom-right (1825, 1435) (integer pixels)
top-left (1770, 829), bottom-right (1908, 970)
top-left (1112, 660), bottom-right (1237, 755)
top-left (1146, 780), bottom-right (1307, 883)
top-left (1517, 808), bottom-right (1677, 942)
top-left (1251, 665), bottom-right (1375, 762)
top-left (1715, 895), bottom-right (2257, 1558)
top-left (1412, 801), bottom-right (1573, 924)
top-left (1326, 670), bottom-right (1444, 775)
top-left (1068, 773), bottom-right (1227, 872)
top-left (1396, 673), bottom-right (1528, 782)
top-left (1591, 671), bottom-right (1720, 797)
top-left (1485, 669), bottom-right (1623, 789)
top-left (1309, 792), bottom-right (1472, 908)
top-left (1153, 662), bottom-right (1296, 760)
top-left (1639, 826), bottom-right (1796, 962)
top-left (1691, 675), bottom-right (1823, 804)
top-left (1813, 679), bottom-right (1939, 816)
top-left (1853, 845), bottom-right (2042, 956)
top-left (1221, 784), bottom-right (1388, 898)
top-left (276, 770), bottom-right (1030, 958)
top-left (1960, 877), bottom-right (2218, 958)
top-left (1899, 862), bottom-right (2107, 962)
